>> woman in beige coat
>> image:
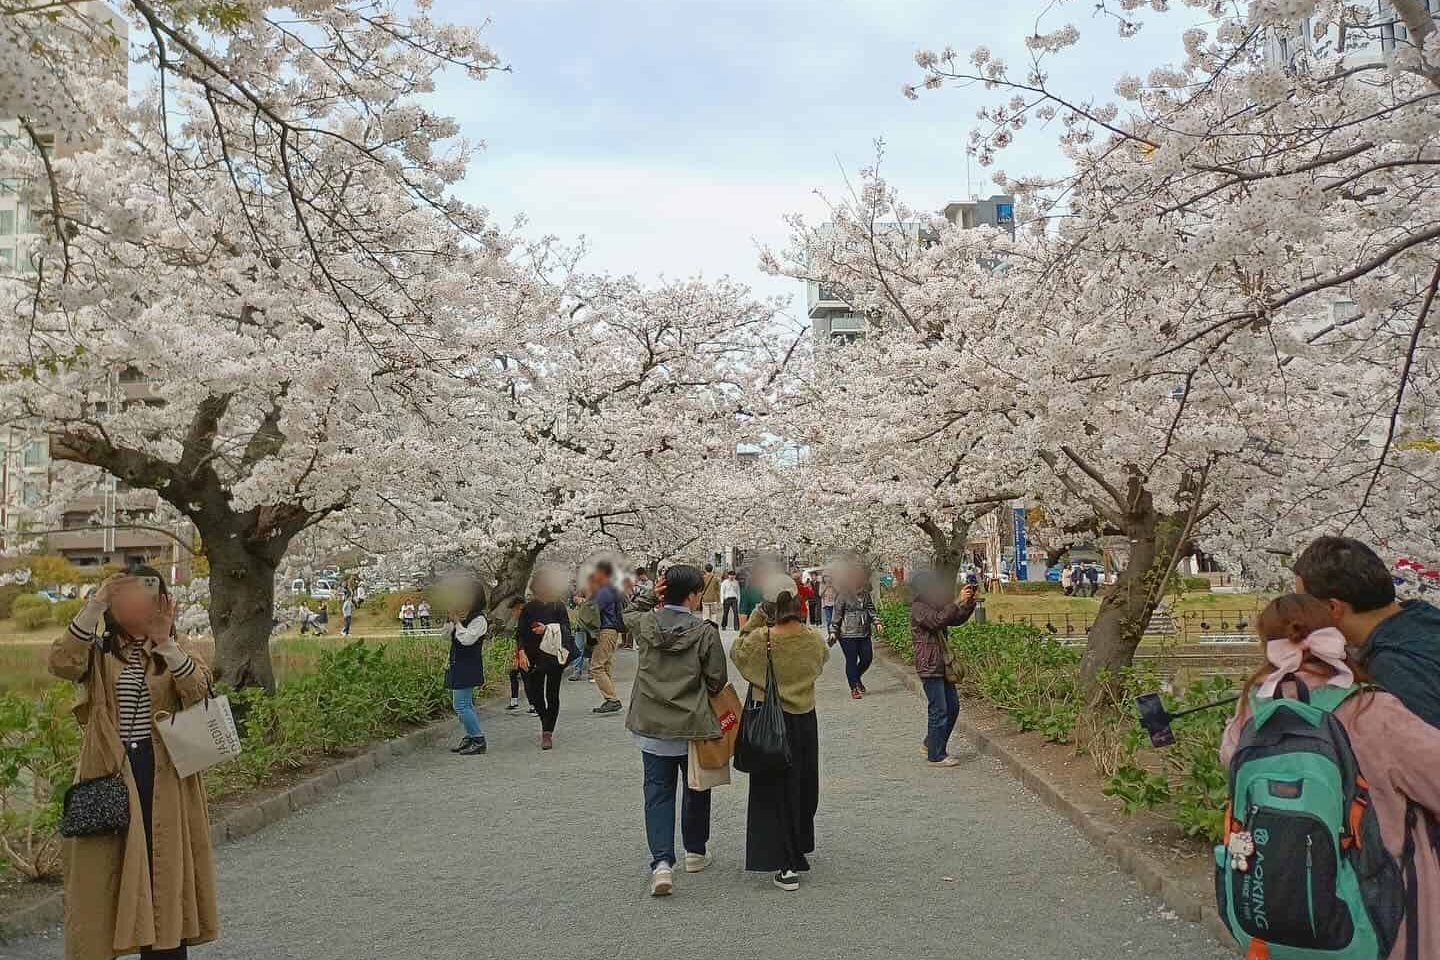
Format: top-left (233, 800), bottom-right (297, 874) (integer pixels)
top-left (49, 567), bottom-right (218, 959)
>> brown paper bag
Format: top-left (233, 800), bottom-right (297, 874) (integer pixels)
top-left (692, 682), bottom-right (741, 769)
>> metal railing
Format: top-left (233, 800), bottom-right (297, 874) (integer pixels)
top-left (987, 608), bottom-right (1258, 641)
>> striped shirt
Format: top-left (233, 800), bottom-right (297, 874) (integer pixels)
top-left (67, 618), bottom-right (196, 745)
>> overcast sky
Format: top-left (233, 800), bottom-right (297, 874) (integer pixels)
top-left (428, 0), bottom-right (1187, 315)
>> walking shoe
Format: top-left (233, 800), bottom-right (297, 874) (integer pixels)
top-left (568, 672), bottom-right (584, 682)
top-left (506, 698), bottom-right (519, 711)
top-left (527, 705), bottom-right (537, 715)
top-left (450, 737), bottom-right (471, 753)
top-left (541, 732), bottom-right (553, 751)
top-left (858, 682), bottom-right (867, 694)
top-left (458, 737), bottom-right (487, 756)
top-left (592, 699), bottom-right (623, 715)
top-left (773, 870), bottom-right (800, 892)
top-left (851, 688), bottom-right (863, 700)
top-left (683, 851), bottom-right (712, 873)
top-left (928, 756), bottom-right (961, 768)
top-left (650, 864), bottom-right (674, 897)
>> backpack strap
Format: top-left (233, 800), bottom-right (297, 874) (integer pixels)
top-left (1403, 800), bottom-right (1421, 960)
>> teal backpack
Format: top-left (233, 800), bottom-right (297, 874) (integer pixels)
top-left (1216, 681), bottom-right (1409, 960)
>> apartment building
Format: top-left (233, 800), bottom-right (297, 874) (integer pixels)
top-left (806, 195), bottom-right (1014, 343)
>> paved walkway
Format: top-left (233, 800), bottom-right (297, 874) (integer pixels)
top-left (5, 638), bottom-right (1233, 960)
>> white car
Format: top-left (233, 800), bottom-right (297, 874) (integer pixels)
top-left (310, 578), bottom-right (337, 600)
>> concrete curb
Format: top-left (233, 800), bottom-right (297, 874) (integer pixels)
top-left (0, 717), bottom-right (452, 944)
top-left (872, 645), bottom-right (1239, 954)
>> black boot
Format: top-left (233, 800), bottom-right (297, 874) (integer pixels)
top-left (458, 737), bottom-right (487, 756)
top-left (450, 737), bottom-right (472, 753)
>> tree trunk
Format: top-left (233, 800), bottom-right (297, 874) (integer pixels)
top-left (1077, 486), bottom-right (1185, 697)
top-left (201, 521), bottom-right (285, 693)
top-left (487, 541), bottom-right (546, 616)
top-left (918, 515), bottom-right (971, 586)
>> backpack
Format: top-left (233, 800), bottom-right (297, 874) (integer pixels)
top-left (1216, 681), bottom-right (1408, 960)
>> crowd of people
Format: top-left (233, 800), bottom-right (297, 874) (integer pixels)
top-left (40, 534), bottom-right (1440, 958)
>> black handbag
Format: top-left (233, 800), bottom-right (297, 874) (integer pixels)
top-left (733, 632), bottom-right (791, 774)
top-left (59, 646), bottom-right (137, 838)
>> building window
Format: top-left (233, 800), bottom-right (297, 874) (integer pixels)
top-left (0, 210), bottom-right (13, 236)
top-left (22, 439), bottom-right (44, 467)
top-left (20, 481), bottom-right (40, 506)
top-left (0, 247), bottom-right (13, 270)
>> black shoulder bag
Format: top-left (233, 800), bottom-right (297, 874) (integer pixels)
top-left (59, 645), bottom-right (137, 838)
top-left (733, 630), bottom-right (792, 774)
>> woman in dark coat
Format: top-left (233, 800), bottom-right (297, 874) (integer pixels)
top-left (439, 576), bottom-right (490, 756)
top-left (514, 568), bottom-right (573, 751)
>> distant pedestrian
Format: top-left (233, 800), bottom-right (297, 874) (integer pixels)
top-left (417, 599), bottom-right (432, 631)
top-left (439, 577), bottom-right (489, 756)
top-left (820, 575), bottom-right (837, 633)
top-left (1084, 565), bottom-right (1099, 597)
top-left (701, 563), bottom-right (722, 624)
top-left (588, 561), bottom-right (626, 715)
top-left (399, 601), bottom-right (415, 634)
top-left (569, 589), bottom-right (597, 681)
top-left (502, 597), bottom-right (528, 712)
top-left (632, 567), bottom-right (656, 607)
top-left (1060, 566), bottom-right (1074, 596)
top-left (739, 575), bottom-right (763, 628)
top-left (732, 576), bottom-right (829, 892)
top-left (355, 583), bottom-right (368, 607)
top-left (831, 581), bottom-right (879, 699)
top-left (806, 574), bottom-right (823, 625)
top-left (720, 570), bottom-right (741, 631)
top-left (342, 596), bottom-right (354, 636)
top-left (911, 571), bottom-right (976, 767)
top-left (514, 570), bottom-right (573, 750)
top-left (625, 565), bottom-right (729, 897)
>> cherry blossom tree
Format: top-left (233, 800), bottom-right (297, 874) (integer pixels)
top-left (0, 2), bottom-right (513, 690)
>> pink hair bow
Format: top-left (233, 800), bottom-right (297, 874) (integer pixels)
top-left (1258, 626), bottom-right (1354, 698)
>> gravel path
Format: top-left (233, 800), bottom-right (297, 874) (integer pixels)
top-left (4, 637), bottom-right (1234, 960)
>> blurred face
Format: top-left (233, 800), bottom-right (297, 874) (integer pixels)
top-left (534, 568), bottom-right (566, 604)
top-left (110, 578), bottom-right (158, 637)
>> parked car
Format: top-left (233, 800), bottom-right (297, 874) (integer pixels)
top-left (34, 590), bottom-right (62, 603)
top-left (310, 578), bottom-right (337, 600)
top-left (289, 578), bottom-right (307, 595)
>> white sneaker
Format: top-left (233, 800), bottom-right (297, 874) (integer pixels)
top-left (928, 756), bottom-right (961, 768)
top-left (684, 851), bottom-right (712, 873)
top-left (650, 864), bottom-right (674, 897)
top-left (773, 870), bottom-right (800, 891)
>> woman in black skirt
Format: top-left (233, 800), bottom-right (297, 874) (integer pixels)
top-left (730, 577), bottom-right (829, 891)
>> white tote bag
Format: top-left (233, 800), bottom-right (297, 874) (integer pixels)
top-left (154, 694), bottom-right (242, 779)
top-left (539, 622), bottom-right (570, 665)
top-left (686, 740), bottom-right (731, 791)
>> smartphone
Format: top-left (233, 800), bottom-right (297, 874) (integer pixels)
top-left (1135, 693), bottom-right (1174, 748)
top-left (139, 576), bottom-right (161, 598)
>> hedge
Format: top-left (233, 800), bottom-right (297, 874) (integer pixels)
top-left (11, 594), bottom-right (53, 630)
top-left (877, 600), bottom-right (1234, 842)
top-left (0, 633), bottom-right (515, 881)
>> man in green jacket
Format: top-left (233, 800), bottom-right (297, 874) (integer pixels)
top-left (624, 564), bottom-right (728, 897)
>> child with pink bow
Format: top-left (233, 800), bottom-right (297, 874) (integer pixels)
top-left (1221, 593), bottom-right (1440, 960)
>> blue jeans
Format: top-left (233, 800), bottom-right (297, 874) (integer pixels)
top-left (822, 604), bottom-right (834, 632)
top-left (922, 677), bottom-right (959, 762)
top-left (839, 636), bottom-right (873, 690)
top-left (641, 751), bottom-right (711, 870)
top-left (452, 687), bottom-right (483, 739)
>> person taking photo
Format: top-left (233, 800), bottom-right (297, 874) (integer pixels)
top-left (50, 566), bottom-right (218, 959)
top-left (911, 571), bottom-right (977, 768)
top-left (437, 576), bottom-right (490, 756)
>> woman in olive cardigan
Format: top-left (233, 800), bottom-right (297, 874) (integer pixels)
top-left (49, 568), bottom-right (217, 960)
top-left (730, 582), bottom-right (829, 892)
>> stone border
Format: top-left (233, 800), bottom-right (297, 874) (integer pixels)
top-left (0, 717), bottom-right (452, 943)
top-left (872, 645), bottom-right (1238, 954)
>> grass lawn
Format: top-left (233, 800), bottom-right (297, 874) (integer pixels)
top-left (0, 599), bottom-right (449, 697)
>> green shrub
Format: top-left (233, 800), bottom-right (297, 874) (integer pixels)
top-left (0, 583), bottom-right (23, 619)
top-left (0, 685), bottom-right (80, 880)
top-left (879, 598), bottom-right (1235, 843)
top-left (50, 598), bottom-right (85, 626)
top-left (1006, 581), bottom-right (1064, 595)
top-left (1180, 575), bottom-right (1212, 593)
top-left (12, 595), bottom-right (53, 630)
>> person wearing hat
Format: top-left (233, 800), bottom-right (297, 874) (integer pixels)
top-left (731, 572), bottom-right (829, 892)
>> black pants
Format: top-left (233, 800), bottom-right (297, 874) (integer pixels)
top-left (509, 668), bottom-right (524, 700)
top-left (523, 665), bottom-right (563, 732)
top-left (127, 739), bottom-right (190, 960)
top-left (721, 597), bottom-right (740, 630)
